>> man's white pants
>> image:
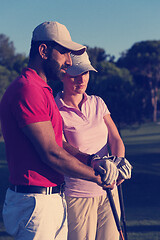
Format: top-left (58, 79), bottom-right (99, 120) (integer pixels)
top-left (3, 188), bottom-right (68, 240)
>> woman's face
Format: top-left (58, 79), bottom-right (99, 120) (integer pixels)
top-left (62, 71), bottom-right (90, 95)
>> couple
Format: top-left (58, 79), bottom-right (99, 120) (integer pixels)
top-left (0, 21), bottom-right (132, 240)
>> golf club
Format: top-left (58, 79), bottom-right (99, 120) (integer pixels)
top-left (118, 184), bottom-right (128, 240)
top-left (106, 188), bottom-right (125, 240)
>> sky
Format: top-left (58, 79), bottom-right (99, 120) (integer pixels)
top-left (0, 0), bottom-right (160, 60)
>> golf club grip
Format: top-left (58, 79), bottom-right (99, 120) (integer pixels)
top-left (106, 188), bottom-right (122, 232)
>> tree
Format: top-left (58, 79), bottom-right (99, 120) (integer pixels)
top-left (0, 34), bottom-right (28, 72)
top-left (13, 53), bottom-right (28, 74)
top-left (0, 65), bottom-right (18, 100)
top-left (0, 34), bottom-right (28, 99)
top-left (0, 65), bottom-right (18, 138)
top-left (0, 34), bottom-right (16, 69)
top-left (0, 34), bottom-right (28, 138)
top-left (94, 62), bottom-right (137, 129)
top-left (117, 41), bottom-right (160, 122)
top-left (86, 47), bottom-right (115, 94)
top-left (86, 47), bottom-right (139, 128)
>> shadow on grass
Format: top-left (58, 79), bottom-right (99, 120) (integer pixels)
top-left (124, 132), bottom-right (160, 139)
top-left (122, 152), bottom-right (160, 206)
top-left (122, 171), bottom-right (160, 208)
top-left (0, 231), bottom-right (11, 237)
top-left (127, 225), bottom-right (160, 232)
top-left (0, 166), bottom-right (9, 205)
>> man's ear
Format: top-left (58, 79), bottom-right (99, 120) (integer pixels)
top-left (39, 44), bottom-right (48, 60)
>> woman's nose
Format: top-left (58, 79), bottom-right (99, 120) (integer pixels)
top-left (76, 75), bottom-right (84, 83)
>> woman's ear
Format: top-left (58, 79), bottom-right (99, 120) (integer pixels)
top-left (39, 44), bottom-right (48, 60)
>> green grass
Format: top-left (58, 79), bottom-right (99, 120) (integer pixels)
top-left (0, 122), bottom-right (160, 239)
top-left (120, 122), bottom-right (160, 239)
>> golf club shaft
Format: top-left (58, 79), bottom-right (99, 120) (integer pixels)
top-left (118, 184), bottom-right (128, 240)
top-left (106, 188), bottom-right (125, 240)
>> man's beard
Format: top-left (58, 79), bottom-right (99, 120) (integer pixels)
top-left (43, 57), bottom-right (65, 83)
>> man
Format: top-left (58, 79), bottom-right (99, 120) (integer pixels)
top-left (0, 21), bottom-right (119, 240)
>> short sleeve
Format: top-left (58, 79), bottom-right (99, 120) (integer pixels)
top-left (11, 84), bottom-right (50, 127)
top-left (96, 96), bottom-right (110, 117)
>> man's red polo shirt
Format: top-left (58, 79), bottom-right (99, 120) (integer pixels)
top-left (0, 68), bottom-right (64, 186)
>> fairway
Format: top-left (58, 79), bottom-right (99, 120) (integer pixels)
top-left (0, 122), bottom-right (160, 240)
top-left (120, 122), bottom-right (160, 240)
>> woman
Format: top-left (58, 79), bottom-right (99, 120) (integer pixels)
top-left (55, 52), bottom-right (126, 240)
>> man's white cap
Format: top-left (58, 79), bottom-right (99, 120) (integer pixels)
top-left (66, 52), bottom-right (97, 76)
top-left (32, 21), bottom-right (86, 55)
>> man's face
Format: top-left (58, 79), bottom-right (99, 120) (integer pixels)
top-left (43, 44), bottom-right (72, 82)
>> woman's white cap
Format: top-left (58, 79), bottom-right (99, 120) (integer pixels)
top-left (66, 52), bottom-right (97, 76)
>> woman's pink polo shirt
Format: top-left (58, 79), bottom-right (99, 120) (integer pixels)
top-left (55, 92), bottom-right (110, 197)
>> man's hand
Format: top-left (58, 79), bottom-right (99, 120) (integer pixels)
top-left (102, 155), bottom-right (132, 180)
top-left (91, 158), bottom-right (119, 185)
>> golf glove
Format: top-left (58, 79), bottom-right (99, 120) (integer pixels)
top-left (91, 156), bottom-right (119, 185)
top-left (103, 155), bottom-right (132, 179)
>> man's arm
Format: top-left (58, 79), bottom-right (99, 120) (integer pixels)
top-left (62, 134), bottom-right (90, 165)
top-left (22, 120), bottom-right (103, 185)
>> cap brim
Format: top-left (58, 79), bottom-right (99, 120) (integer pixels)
top-left (54, 39), bottom-right (86, 55)
top-left (67, 64), bottom-right (97, 76)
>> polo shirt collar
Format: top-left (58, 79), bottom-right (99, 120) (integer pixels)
top-left (56, 92), bottom-right (88, 110)
top-left (22, 68), bottom-right (53, 93)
